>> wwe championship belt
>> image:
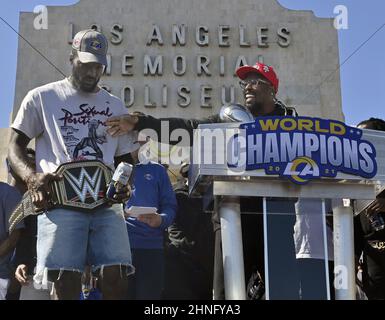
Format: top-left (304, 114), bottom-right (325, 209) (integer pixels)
top-left (9, 160), bottom-right (112, 233)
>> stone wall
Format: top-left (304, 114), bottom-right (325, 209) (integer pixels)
top-left (12, 0), bottom-right (342, 121)
top-left (4, 0), bottom-right (343, 178)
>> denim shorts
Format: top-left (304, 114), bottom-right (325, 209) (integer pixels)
top-left (34, 204), bottom-right (133, 285)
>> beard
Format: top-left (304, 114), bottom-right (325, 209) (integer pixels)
top-left (244, 90), bottom-right (274, 116)
top-left (245, 95), bottom-right (266, 116)
top-left (246, 100), bottom-right (264, 115)
top-left (71, 70), bottom-right (100, 93)
top-left (79, 80), bottom-right (99, 92)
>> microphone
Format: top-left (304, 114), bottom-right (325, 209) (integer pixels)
top-left (106, 162), bottom-right (134, 200)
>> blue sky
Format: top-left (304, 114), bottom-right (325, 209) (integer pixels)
top-left (0, 0), bottom-right (384, 128)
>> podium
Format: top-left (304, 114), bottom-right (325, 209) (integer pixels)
top-left (189, 121), bottom-right (385, 300)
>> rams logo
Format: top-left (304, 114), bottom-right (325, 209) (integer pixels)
top-left (90, 40), bottom-right (102, 50)
top-left (283, 156), bottom-right (320, 184)
top-left (144, 174), bottom-right (153, 181)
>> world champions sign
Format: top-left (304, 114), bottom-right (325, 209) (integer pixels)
top-left (227, 117), bottom-right (377, 184)
top-left (12, 0), bottom-right (343, 122)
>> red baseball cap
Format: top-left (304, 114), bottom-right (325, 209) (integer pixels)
top-left (236, 62), bottom-right (279, 93)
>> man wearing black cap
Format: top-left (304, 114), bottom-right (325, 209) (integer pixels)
top-left (8, 30), bottom-right (138, 300)
top-left (106, 62), bottom-right (299, 299)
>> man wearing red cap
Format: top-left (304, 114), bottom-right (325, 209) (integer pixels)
top-left (236, 62), bottom-right (279, 114)
top-left (107, 62), bottom-right (296, 134)
top-left (106, 62), bottom-right (299, 299)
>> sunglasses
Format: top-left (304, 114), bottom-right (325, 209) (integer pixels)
top-left (239, 79), bottom-right (272, 91)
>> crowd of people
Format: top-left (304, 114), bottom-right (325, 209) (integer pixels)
top-left (0, 29), bottom-right (384, 300)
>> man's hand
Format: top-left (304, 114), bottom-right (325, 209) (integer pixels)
top-left (15, 264), bottom-right (29, 286)
top-left (136, 213), bottom-right (162, 228)
top-left (106, 114), bottom-right (139, 137)
top-left (109, 185), bottom-right (132, 204)
top-left (26, 172), bottom-right (62, 212)
top-left (366, 198), bottom-right (385, 215)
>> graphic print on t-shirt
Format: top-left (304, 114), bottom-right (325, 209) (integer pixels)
top-left (58, 102), bottom-right (113, 161)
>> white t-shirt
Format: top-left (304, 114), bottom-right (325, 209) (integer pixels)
top-left (294, 198), bottom-right (334, 261)
top-left (12, 78), bottom-right (137, 173)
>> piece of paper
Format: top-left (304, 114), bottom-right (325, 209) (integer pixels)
top-left (125, 206), bottom-right (158, 217)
